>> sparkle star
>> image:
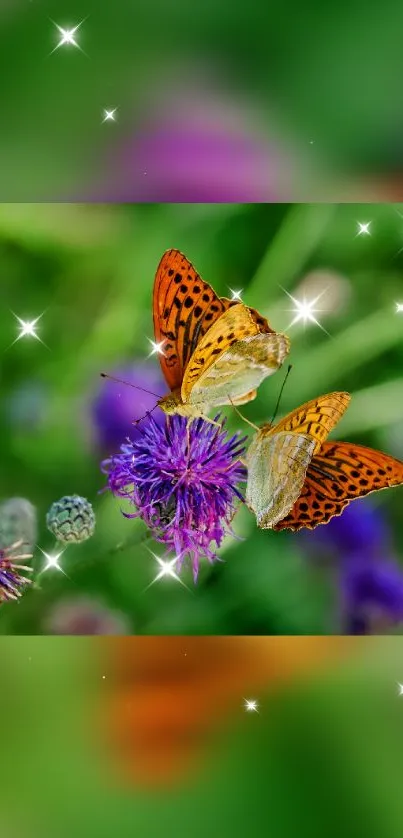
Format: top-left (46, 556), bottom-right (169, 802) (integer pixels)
top-left (243, 698), bottom-right (259, 713)
top-left (102, 108), bottom-right (117, 123)
top-left (229, 288), bottom-right (243, 301)
top-left (397, 683), bottom-right (403, 696)
top-left (147, 338), bottom-right (166, 357)
top-left (37, 548), bottom-right (67, 577)
top-left (282, 288), bottom-right (329, 334)
top-left (357, 221), bottom-right (371, 237)
top-left (144, 550), bottom-right (190, 591)
top-left (50, 19), bottom-right (86, 55)
top-left (8, 312), bottom-right (47, 349)
top-left (396, 303), bottom-right (403, 313)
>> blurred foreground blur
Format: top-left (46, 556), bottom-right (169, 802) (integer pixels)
top-left (2, 3), bottom-right (403, 199)
top-left (2, 637), bottom-right (403, 837)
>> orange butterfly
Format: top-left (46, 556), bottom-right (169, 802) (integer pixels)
top-left (267, 395), bottom-right (403, 532)
top-left (153, 249), bottom-right (290, 420)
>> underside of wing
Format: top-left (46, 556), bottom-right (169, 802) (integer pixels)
top-left (246, 431), bottom-right (316, 528)
top-left (182, 302), bottom-right (290, 407)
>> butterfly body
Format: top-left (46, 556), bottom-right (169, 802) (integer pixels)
top-left (153, 250), bottom-right (290, 419)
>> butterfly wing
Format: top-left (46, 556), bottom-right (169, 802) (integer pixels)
top-left (246, 431), bottom-right (316, 528)
top-left (182, 303), bottom-right (290, 407)
top-left (153, 249), bottom-right (233, 390)
top-left (269, 393), bottom-right (351, 454)
top-left (274, 440), bottom-right (403, 531)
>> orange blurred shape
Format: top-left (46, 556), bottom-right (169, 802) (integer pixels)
top-left (101, 636), bottom-right (351, 788)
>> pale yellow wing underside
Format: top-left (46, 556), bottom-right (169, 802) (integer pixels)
top-left (246, 432), bottom-right (316, 528)
top-left (181, 304), bottom-right (290, 408)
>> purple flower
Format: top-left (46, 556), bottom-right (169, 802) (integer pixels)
top-left (0, 541), bottom-right (33, 603)
top-left (300, 499), bottom-right (391, 559)
top-left (341, 554), bottom-right (403, 634)
top-left (101, 415), bottom-right (246, 581)
top-left (44, 596), bottom-right (130, 635)
top-left (92, 364), bottom-right (166, 452)
top-left (90, 90), bottom-right (286, 202)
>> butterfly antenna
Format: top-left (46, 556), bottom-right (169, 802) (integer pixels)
top-left (132, 404), bottom-right (160, 426)
top-left (270, 365), bottom-right (292, 425)
top-left (100, 372), bottom-right (162, 399)
top-left (227, 396), bottom-right (259, 431)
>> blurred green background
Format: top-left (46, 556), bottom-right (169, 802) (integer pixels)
top-left (2, 1), bottom-right (403, 199)
top-left (0, 201), bottom-right (403, 635)
top-left (2, 636), bottom-right (403, 838)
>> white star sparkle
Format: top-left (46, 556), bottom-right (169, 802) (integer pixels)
top-left (282, 287), bottom-right (329, 334)
top-left (9, 312), bottom-right (47, 348)
top-left (229, 288), bottom-right (243, 301)
top-left (147, 338), bottom-right (166, 357)
top-left (243, 698), bottom-right (259, 713)
top-left (397, 682), bottom-right (403, 696)
top-left (102, 108), bottom-right (117, 123)
top-left (37, 547), bottom-right (67, 577)
top-left (50, 19), bottom-right (86, 54)
top-left (356, 221), bottom-right (371, 237)
top-left (396, 303), bottom-right (403, 313)
top-left (144, 550), bottom-right (190, 592)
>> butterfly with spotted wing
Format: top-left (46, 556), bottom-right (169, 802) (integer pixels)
top-left (246, 392), bottom-right (403, 531)
top-left (153, 249), bottom-right (290, 420)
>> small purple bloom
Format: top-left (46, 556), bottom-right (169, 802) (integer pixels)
top-left (300, 499), bottom-right (391, 559)
top-left (341, 554), bottom-right (403, 634)
top-left (0, 542), bottom-right (33, 603)
top-left (102, 415), bottom-right (246, 582)
top-left (92, 364), bottom-right (166, 452)
top-left (44, 596), bottom-right (130, 635)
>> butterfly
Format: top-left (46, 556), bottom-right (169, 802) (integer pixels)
top-left (153, 249), bottom-right (290, 420)
top-left (246, 391), bottom-right (403, 531)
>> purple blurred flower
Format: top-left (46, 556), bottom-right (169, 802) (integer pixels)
top-left (300, 499), bottom-right (391, 559)
top-left (95, 91), bottom-right (286, 202)
top-left (101, 415), bottom-right (246, 582)
top-left (341, 554), bottom-right (403, 634)
top-left (92, 364), bottom-right (166, 452)
top-left (44, 596), bottom-right (129, 635)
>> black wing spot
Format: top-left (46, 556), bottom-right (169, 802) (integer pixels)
top-left (193, 285), bottom-right (201, 294)
top-left (205, 313), bottom-right (213, 322)
top-left (211, 349), bottom-right (221, 356)
top-left (312, 501), bottom-right (320, 510)
top-left (184, 297), bottom-right (193, 309)
top-left (202, 293), bottom-right (210, 302)
top-left (359, 478), bottom-right (369, 486)
top-left (173, 297), bottom-right (181, 309)
top-left (180, 284), bottom-right (188, 294)
top-left (168, 268), bottom-right (174, 277)
top-left (217, 335), bottom-right (223, 343)
top-left (350, 470), bottom-right (360, 478)
top-left (299, 502), bottom-right (308, 512)
top-left (211, 304), bottom-right (219, 312)
top-left (163, 307), bottom-right (169, 318)
top-left (324, 502), bottom-right (334, 511)
top-left (194, 306), bottom-right (202, 318)
top-left (378, 468), bottom-right (387, 476)
top-left (227, 332), bottom-right (235, 340)
top-left (174, 273), bottom-right (182, 283)
top-left (348, 484), bottom-right (357, 492)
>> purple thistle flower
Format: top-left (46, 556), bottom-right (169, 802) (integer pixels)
top-left (91, 364), bottom-right (166, 452)
top-left (101, 415), bottom-right (246, 582)
top-left (341, 554), bottom-right (403, 634)
top-left (0, 541), bottom-right (33, 603)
